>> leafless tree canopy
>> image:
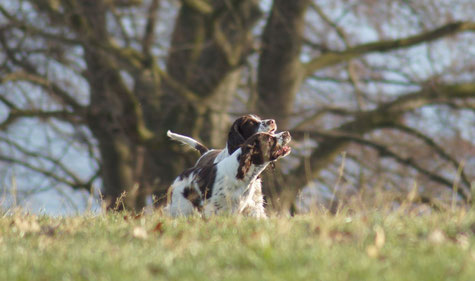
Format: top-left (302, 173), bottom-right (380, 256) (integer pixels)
top-left (0, 0), bottom-right (474, 212)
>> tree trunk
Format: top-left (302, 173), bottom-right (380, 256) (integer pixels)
top-left (74, 1), bottom-right (146, 210)
top-left (85, 48), bottom-right (148, 210)
top-left (255, 0), bottom-right (310, 210)
top-left (161, 0), bottom-right (261, 142)
top-left (148, 0), bottom-right (262, 206)
top-left (257, 0), bottom-right (310, 129)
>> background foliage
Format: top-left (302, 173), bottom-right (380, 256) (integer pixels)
top-left (0, 0), bottom-right (474, 212)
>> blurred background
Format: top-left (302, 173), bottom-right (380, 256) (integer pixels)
top-left (0, 0), bottom-right (473, 215)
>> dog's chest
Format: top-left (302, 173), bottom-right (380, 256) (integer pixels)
top-left (206, 171), bottom-right (258, 213)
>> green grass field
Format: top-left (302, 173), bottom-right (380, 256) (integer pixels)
top-left (1, 208), bottom-right (475, 281)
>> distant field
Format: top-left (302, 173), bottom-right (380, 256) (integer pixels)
top-left (1, 209), bottom-right (474, 281)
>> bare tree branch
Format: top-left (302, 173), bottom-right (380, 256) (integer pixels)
top-left (293, 107), bottom-right (354, 130)
top-left (182, 0), bottom-right (213, 15)
top-left (142, 0), bottom-right (161, 56)
top-left (310, 3), bottom-right (368, 109)
top-left (0, 109), bottom-right (80, 130)
top-left (0, 34), bottom-right (85, 111)
top-left (0, 154), bottom-right (89, 190)
top-left (0, 136), bottom-right (84, 184)
top-left (298, 130), bottom-right (470, 200)
top-left (305, 21), bottom-right (475, 76)
top-left (0, 96), bottom-right (17, 109)
top-left (285, 82), bottom-right (475, 202)
top-left (392, 123), bottom-right (471, 188)
top-left (310, 2), bottom-right (349, 46)
top-left (309, 75), bottom-right (418, 87)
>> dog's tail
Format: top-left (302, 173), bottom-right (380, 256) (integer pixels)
top-left (167, 130), bottom-right (209, 155)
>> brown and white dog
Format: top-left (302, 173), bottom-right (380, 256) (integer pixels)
top-left (166, 114), bottom-right (277, 217)
top-left (165, 131), bottom-right (291, 217)
top-left (167, 114), bottom-right (276, 168)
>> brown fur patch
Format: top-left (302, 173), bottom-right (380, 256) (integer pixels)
top-left (182, 187), bottom-right (202, 211)
top-left (197, 164), bottom-right (217, 199)
top-left (227, 115), bottom-right (262, 154)
top-left (236, 133), bottom-right (272, 179)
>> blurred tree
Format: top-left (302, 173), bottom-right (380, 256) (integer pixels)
top-left (0, 0), bottom-right (473, 211)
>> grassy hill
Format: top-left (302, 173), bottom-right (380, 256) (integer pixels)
top-left (1, 208), bottom-right (474, 281)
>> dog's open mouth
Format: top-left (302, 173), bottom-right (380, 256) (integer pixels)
top-left (280, 145), bottom-right (291, 156)
top-left (272, 145), bottom-right (291, 159)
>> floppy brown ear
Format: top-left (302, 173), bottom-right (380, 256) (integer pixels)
top-left (237, 145), bottom-right (253, 179)
top-left (227, 122), bottom-right (246, 154)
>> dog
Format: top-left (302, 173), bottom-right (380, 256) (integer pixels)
top-left (165, 131), bottom-right (291, 217)
top-left (166, 114), bottom-right (278, 217)
top-left (167, 114), bottom-right (276, 168)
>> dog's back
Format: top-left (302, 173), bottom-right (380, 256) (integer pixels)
top-left (195, 150), bottom-right (222, 168)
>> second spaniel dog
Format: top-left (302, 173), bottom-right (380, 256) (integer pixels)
top-left (165, 131), bottom-right (291, 217)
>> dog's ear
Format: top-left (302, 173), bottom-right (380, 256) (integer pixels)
top-left (250, 136), bottom-right (267, 165)
top-left (237, 150), bottom-right (252, 179)
top-left (227, 122), bottom-right (246, 154)
top-left (236, 138), bottom-right (257, 179)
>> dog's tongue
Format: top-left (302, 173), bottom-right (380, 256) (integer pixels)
top-left (273, 146), bottom-right (291, 158)
top-left (282, 146), bottom-right (291, 155)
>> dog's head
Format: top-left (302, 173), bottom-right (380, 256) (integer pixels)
top-left (237, 131), bottom-right (291, 179)
top-left (227, 114), bottom-right (276, 154)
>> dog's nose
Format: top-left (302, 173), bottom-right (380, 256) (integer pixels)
top-left (266, 119), bottom-right (275, 126)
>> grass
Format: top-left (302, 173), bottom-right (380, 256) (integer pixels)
top-left (1, 208), bottom-right (475, 281)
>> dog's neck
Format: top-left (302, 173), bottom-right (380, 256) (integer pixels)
top-left (217, 148), bottom-right (268, 185)
top-left (241, 162), bottom-right (268, 183)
